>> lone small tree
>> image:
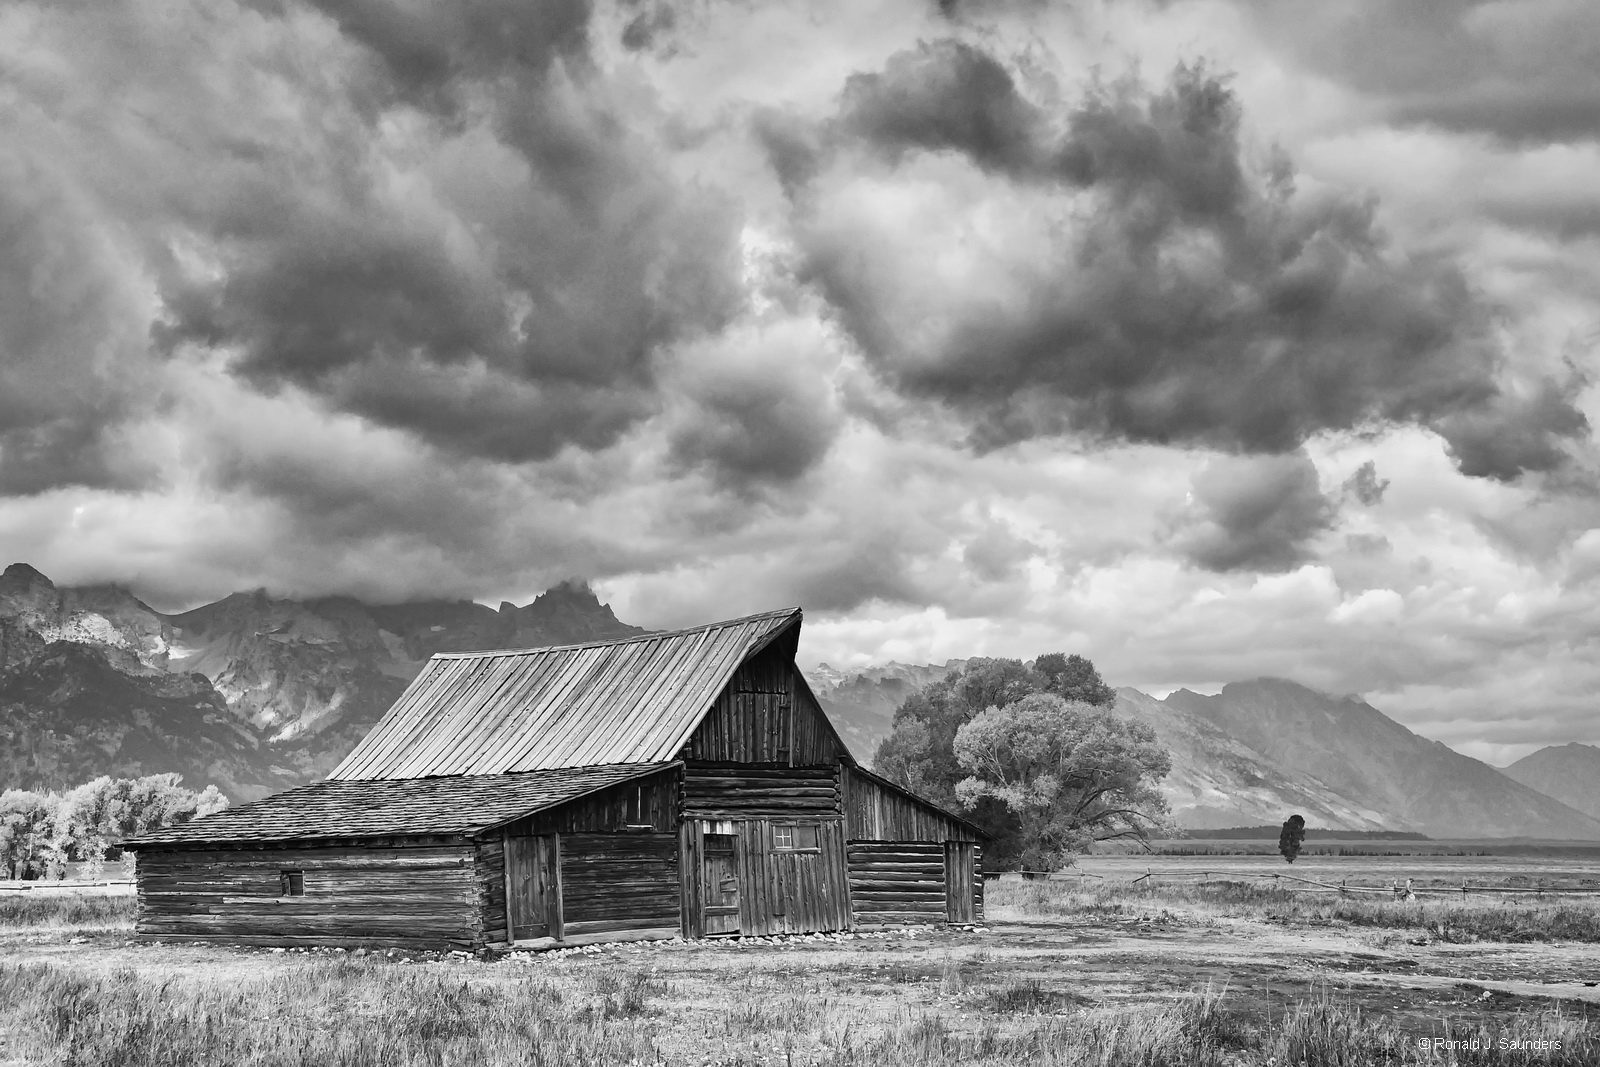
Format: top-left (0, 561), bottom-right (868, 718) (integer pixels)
top-left (952, 693), bottom-right (1173, 871)
top-left (1278, 814), bottom-right (1306, 863)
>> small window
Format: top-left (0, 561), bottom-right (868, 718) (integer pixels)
top-left (772, 824), bottom-right (818, 851)
top-left (281, 870), bottom-right (304, 897)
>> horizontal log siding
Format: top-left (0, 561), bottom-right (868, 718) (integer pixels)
top-left (847, 842), bottom-right (947, 926)
top-left (681, 763), bottom-right (839, 819)
top-left (842, 767), bottom-right (980, 843)
top-left (735, 819), bottom-right (851, 936)
top-left (477, 837), bottom-right (508, 944)
top-left (686, 639), bottom-right (848, 765)
top-left (558, 833), bottom-right (679, 938)
top-left (500, 769), bottom-right (678, 836)
top-left (135, 843), bottom-right (485, 950)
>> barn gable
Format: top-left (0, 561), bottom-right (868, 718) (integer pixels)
top-left (681, 620), bottom-right (852, 764)
top-left (330, 608), bottom-right (804, 780)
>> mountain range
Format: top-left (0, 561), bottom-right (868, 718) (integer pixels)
top-left (0, 563), bottom-right (640, 799)
top-left (2, 562), bottom-right (1596, 839)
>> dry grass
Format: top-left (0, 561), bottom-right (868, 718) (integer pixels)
top-left (989, 878), bottom-right (1600, 942)
top-left (0, 955), bottom-right (1593, 1067)
top-left (0, 893), bottom-right (136, 929)
top-left (2, 879), bottom-right (1597, 1065)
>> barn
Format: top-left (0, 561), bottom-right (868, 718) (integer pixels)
top-left (123, 608), bottom-right (986, 950)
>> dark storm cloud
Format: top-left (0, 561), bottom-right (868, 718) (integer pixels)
top-left (0, 159), bottom-right (150, 495)
top-left (1245, 0), bottom-right (1600, 146)
top-left (838, 40), bottom-right (1046, 176)
top-left (300, 0), bottom-right (593, 111)
top-left (784, 43), bottom-right (1587, 480)
top-left (1342, 461), bottom-right (1389, 507)
top-left (151, 0), bottom-right (745, 466)
top-left (1181, 453), bottom-right (1335, 572)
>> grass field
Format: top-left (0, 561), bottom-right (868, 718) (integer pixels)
top-left (2, 860), bottom-right (1599, 1065)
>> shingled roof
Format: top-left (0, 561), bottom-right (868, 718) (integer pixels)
top-left (124, 763), bottom-right (675, 846)
top-left (329, 607), bottom-right (803, 780)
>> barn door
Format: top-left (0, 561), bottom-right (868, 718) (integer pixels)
top-left (506, 834), bottom-right (561, 941)
top-left (702, 833), bottom-right (741, 935)
top-left (944, 841), bottom-right (976, 924)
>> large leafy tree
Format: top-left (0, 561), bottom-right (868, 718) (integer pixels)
top-left (871, 653), bottom-right (1120, 864)
top-left (953, 693), bottom-right (1173, 871)
top-left (0, 775), bottom-right (228, 880)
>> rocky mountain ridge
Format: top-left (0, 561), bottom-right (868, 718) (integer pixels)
top-left (5, 562), bottom-right (1597, 839)
top-left (0, 564), bottom-right (641, 799)
top-left (1502, 743), bottom-right (1600, 821)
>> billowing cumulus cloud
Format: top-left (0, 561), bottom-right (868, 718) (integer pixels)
top-left (780, 41), bottom-right (1587, 477)
top-left (5, 0), bottom-right (1600, 757)
top-left (1178, 452), bottom-right (1334, 572)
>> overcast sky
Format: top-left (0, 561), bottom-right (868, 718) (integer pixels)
top-left (5, 0), bottom-right (1600, 762)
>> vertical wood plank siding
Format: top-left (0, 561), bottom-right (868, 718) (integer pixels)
top-left (842, 767), bottom-right (980, 842)
top-left (477, 837), bottom-right (508, 944)
top-left (973, 846), bottom-right (985, 921)
top-left (681, 764), bottom-right (840, 819)
top-left (685, 640), bottom-right (848, 765)
top-left (557, 833), bottom-right (680, 938)
top-left (135, 844), bottom-right (484, 950)
top-left (499, 769), bottom-right (679, 836)
top-left (846, 842), bottom-right (948, 926)
top-left (731, 819), bottom-right (851, 935)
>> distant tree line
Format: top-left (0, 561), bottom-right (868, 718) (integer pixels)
top-left (0, 775), bottom-right (229, 880)
top-left (873, 653), bottom-right (1174, 871)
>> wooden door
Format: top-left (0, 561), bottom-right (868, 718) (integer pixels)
top-left (702, 833), bottom-right (741, 935)
top-left (944, 841), bottom-right (976, 924)
top-left (507, 834), bottom-right (561, 941)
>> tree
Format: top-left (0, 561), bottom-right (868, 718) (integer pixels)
top-left (1278, 814), bottom-right (1306, 864)
top-left (0, 791), bottom-right (58, 880)
top-left (0, 775), bottom-right (229, 880)
top-left (952, 693), bottom-right (1174, 871)
top-left (872, 653), bottom-right (1129, 866)
top-left (1034, 653), bottom-right (1116, 707)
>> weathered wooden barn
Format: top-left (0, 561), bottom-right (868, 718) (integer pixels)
top-left (125, 608), bottom-right (985, 950)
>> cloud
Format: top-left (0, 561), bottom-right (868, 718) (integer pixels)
top-left (0, 154), bottom-right (160, 495)
top-left (1245, 0), bottom-right (1600, 147)
top-left (1342, 460), bottom-right (1389, 506)
top-left (779, 43), bottom-right (1587, 479)
top-left (1179, 452), bottom-right (1334, 572)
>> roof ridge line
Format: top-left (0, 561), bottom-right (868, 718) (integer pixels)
top-left (427, 606), bottom-right (802, 660)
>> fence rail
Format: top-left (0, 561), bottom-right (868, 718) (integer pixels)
top-left (1029, 868), bottom-right (1600, 898)
top-left (0, 880), bottom-right (135, 892)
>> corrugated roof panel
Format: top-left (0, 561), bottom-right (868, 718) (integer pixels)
top-left (123, 763), bottom-right (677, 846)
top-left (329, 608), bottom-right (802, 779)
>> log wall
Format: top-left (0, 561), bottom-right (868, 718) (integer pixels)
top-left (135, 842), bottom-right (485, 950)
top-left (845, 842), bottom-right (984, 926)
top-left (841, 767), bottom-right (981, 843)
top-left (846, 842), bottom-right (948, 926)
top-left (557, 833), bottom-right (680, 939)
top-left (681, 763), bottom-right (839, 819)
top-left (686, 639), bottom-right (849, 765)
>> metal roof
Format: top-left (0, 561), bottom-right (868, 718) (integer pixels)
top-left (124, 763), bottom-right (675, 847)
top-left (329, 607), bottom-right (802, 780)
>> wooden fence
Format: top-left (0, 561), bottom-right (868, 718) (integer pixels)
top-left (0, 880), bottom-right (135, 892)
top-left (1116, 868), bottom-right (1600, 899)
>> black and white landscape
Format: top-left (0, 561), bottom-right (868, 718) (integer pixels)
top-left (6, 560), bottom-right (1598, 842)
top-left (6, 1), bottom-right (1600, 1062)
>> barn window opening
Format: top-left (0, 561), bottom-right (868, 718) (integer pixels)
top-left (281, 870), bottom-right (304, 897)
top-left (772, 824), bottom-right (818, 851)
